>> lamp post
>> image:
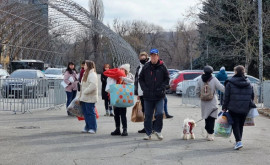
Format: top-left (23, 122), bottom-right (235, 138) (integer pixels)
top-left (258, 0), bottom-right (263, 104)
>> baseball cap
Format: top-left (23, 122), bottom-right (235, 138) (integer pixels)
top-left (150, 48), bottom-right (159, 55)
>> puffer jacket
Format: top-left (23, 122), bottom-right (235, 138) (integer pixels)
top-left (139, 60), bottom-right (169, 101)
top-left (222, 75), bottom-right (254, 115)
top-left (79, 69), bottom-right (98, 103)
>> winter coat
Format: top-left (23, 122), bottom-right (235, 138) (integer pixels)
top-left (222, 75), bottom-right (254, 115)
top-left (79, 68), bottom-right (85, 82)
top-left (64, 70), bottom-right (78, 92)
top-left (216, 70), bottom-right (228, 84)
top-left (135, 62), bottom-right (147, 96)
top-left (78, 69), bottom-right (98, 103)
top-left (139, 60), bottom-right (170, 101)
top-left (101, 72), bottom-right (108, 100)
top-left (196, 77), bottom-right (225, 119)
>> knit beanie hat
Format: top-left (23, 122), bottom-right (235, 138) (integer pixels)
top-left (119, 64), bottom-right (130, 73)
top-left (220, 66), bottom-right (225, 71)
top-left (203, 65), bottom-right (213, 74)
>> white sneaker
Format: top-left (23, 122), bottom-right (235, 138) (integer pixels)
top-left (81, 128), bottom-right (88, 133)
top-left (143, 135), bottom-right (151, 140)
top-left (207, 134), bottom-right (214, 141)
top-left (154, 132), bottom-right (164, 140)
top-left (88, 129), bottom-right (96, 134)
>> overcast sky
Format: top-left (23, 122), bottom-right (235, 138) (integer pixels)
top-left (73, 0), bottom-right (201, 30)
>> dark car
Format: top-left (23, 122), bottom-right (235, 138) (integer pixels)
top-left (168, 69), bottom-right (180, 76)
top-left (1, 69), bottom-right (48, 98)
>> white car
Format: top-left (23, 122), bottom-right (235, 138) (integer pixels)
top-left (176, 76), bottom-right (200, 96)
top-left (44, 68), bottom-right (64, 79)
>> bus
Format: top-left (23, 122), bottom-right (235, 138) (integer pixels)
top-left (10, 60), bottom-right (45, 73)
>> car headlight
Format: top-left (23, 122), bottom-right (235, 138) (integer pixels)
top-left (177, 82), bottom-right (183, 88)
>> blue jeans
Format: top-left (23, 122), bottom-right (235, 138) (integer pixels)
top-left (81, 102), bottom-right (97, 132)
top-left (144, 99), bottom-right (164, 136)
top-left (66, 91), bottom-right (77, 108)
top-left (164, 96), bottom-right (168, 115)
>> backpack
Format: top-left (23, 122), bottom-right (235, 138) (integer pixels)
top-left (200, 78), bottom-right (214, 101)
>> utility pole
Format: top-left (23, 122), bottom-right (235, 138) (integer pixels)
top-left (258, 0), bottom-right (263, 104)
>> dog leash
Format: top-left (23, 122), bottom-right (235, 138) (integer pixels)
top-left (195, 109), bottom-right (218, 124)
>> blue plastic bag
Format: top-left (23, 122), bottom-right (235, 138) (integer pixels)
top-left (110, 84), bottom-right (135, 108)
top-left (214, 112), bottom-right (232, 138)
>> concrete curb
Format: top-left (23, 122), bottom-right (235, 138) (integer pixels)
top-left (258, 108), bottom-right (270, 118)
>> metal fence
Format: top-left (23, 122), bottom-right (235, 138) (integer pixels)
top-left (0, 78), bottom-right (66, 113)
top-left (181, 80), bottom-right (261, 107)
top-left (263, 81), bottom-right (270, 108)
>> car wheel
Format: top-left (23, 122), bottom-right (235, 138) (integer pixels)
top-left (187, 86), bottom-right (196, 97)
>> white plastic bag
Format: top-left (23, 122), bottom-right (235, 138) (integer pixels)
top-left (105, 77), bottom-right (116, 93)
top-left (247, 108), bottom-right (259, 118)
top-left (67, 98), bottom-right (83, 117)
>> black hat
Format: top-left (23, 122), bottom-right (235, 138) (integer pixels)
top-left (204, 65), bottom-right (213, 74)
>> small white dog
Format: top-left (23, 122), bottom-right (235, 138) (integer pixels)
top-left (182, 118), bottom-right (196, 140)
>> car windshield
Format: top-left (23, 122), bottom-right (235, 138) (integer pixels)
top-left (10, 71), bottom-right (37, 79)
top-left (45, 69), bottom-right (62, 75)
top-left (183, 73), bottom-right (201, 80)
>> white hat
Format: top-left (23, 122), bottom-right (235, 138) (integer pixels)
top-left (120, 64), bottom-right (130, 73)
top-left (220, 66), bottom-right (225, 71)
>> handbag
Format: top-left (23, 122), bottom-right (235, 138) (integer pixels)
top-left (131, 101), bottom-right (144, 122)
top-left (110, 84), bottom-right (135, 107)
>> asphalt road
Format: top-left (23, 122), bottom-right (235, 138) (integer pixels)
top-left (0, 94), bottom-right (269, 165)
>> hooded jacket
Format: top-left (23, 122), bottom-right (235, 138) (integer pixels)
top-left (139, 60), bottom-right (169, 101)
top-left (216, 70), bottom-right (228, 83)
top-left (222, 75), bottom-right (254, 115)
top-left (134, 58), bottom-right (150, 96)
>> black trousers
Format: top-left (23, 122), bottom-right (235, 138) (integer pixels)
top-left (205, 116), bottom-right (215, 134)
top-left (229, 111), bottom-right (247, 142)
top-left (104, 96), bottom-right (112, 110)
top-left (140, 96), bottom-right (145, 113)
top-left (114, 107), bottom-right (127, 129)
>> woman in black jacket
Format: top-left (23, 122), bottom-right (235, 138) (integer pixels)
top-left (101, 64), bottom-right (113, 116)
top-left (222, 65), bottom-right (255, 150)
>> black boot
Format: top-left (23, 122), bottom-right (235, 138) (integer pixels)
top-left (111, 128), bottom-right (121, 136)
top-left (121, 128), bottom-right (128, 136)
top-left (138, 128), bottom-right (146, 133)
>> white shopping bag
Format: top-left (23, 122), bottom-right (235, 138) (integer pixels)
top-left (61, 81), bottom-right (68, 88)
top-left (105, 77), bottom-right (116, 93)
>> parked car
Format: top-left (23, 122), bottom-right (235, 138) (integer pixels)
top-left (168, 69), bottom-right (180, 76)
top-left (170, 72), bottom-right (202, 93)
top-left (44, 68), bottom-right (64, 79)
top-left (1, 69), bottom-right (48, 98)
top-left (0, 69), bottom-right (9, 78)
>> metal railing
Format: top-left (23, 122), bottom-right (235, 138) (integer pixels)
top-left (0, 78), bottom-right (66, 113)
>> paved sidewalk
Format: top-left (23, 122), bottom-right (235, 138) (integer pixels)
top-left (0, 95), bottom-right (270, 165)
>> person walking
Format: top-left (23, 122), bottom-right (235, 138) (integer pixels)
top-left (222, 65), bottom-right (255, 150)
top-left (139, 48), bottom-right (170, 140)
top-left (196, 65), bottom-right (224, 141)
top-left (77, 61), bottom-right (98, 134)
top-left (64, 62), bottom-right (78, 116)
top-left (135, 51), bottom-right (149, 133)
top-left (101, 64), bottom-right (113, 116)
top-left (216, 66), bottom-right (228, 105)
top-left (110, 64), bottom-right (134, 136)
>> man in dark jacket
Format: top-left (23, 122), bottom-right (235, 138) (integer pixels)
top-left (139, 48), bottom-right (170, 140)
top-left (222, 65), bottom-right (254, 150)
